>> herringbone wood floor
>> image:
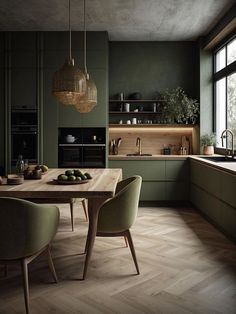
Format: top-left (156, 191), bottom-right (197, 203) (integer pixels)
top-left (1, 201), bottom-right (236, 314)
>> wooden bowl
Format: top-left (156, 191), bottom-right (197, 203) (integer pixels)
top-left (7, 174), bottom-right (24, 185)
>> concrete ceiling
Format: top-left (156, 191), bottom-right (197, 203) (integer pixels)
top-left (0, 0), bottom-right (234, 41)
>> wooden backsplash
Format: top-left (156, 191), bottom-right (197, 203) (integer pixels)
top-left (109, 126), bottom-right (199, 155)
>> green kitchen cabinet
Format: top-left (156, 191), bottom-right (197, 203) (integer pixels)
top-left (166, 160), bottom-right (189, 181)
top-left (190, 159), bottom-right (236, 240)
top-left (10, 32), bottom-right (37, 109)
top-left (220, 172), bottom-right (236, 208)
top-left (42, 68), bottom-right (59, 167)
top-left (141, 182), bottom-right (166, 201)
top-left (190, 160), bottom-right (221, 198)
top-left (109, 159), bottom-right (189, 201)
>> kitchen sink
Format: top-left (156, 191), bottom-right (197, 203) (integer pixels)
top-left (201, 156), bottom-right (236, 162)
top-left (126, 153), bottom-right (152, 156)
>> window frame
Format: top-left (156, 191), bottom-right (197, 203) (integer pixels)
top-left (213, 34), bottom-right (236, 152)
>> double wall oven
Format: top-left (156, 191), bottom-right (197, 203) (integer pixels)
top-left (58, 128), bottom-right (106, 168)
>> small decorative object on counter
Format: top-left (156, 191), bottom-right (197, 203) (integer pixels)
top-left (119, 120), bottom-right (123, 124)
top-left (132, 118), bottom-right (137, 124)
top-left (16, 155), bottom-right (24, 177)
top-left (127, 120), bottom-right (131, 124)
top-left (163, 147), bottom-right (171, 155)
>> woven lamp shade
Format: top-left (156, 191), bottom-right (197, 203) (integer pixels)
top-left (75, 74), bottom-right (97, 113)
top-left (52, 58), bottom-right (86, 106)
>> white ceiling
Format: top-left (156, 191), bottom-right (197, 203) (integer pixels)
top-left (0, 0), bottom-right (234, 41)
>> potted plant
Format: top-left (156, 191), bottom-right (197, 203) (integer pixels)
top-left (200, 133), bottom-right (217, 155)
top-left (161, 87), bottom-right (200, 124)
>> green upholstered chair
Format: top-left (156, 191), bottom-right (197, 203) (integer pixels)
top-left (0, 197), bottom-right (60, 314)
top-left (96, 175), bottom-right (142, 275)
top-left (24, 198), bottom-right (88, 231)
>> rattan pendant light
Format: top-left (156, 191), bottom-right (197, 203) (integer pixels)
top-left (52, 0), bottom-right (86, 106)
top-left (75, 0), bottom-right (97, 113)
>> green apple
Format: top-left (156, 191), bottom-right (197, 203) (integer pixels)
top-left (58, 174), bottom-right (68, 181)
top-left (65, 170), bottom-right (74, 176)
top-left (68, 175), bottom-right (76, 181)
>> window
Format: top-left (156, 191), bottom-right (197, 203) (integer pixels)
top-left (214, 37), bottom-right (236, 150)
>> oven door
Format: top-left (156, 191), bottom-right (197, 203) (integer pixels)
top-left (82, 144), bottom-right (105, 168)
top-left (58, 145), bottom-right (83, 168)
top-left (11, 131), bottom-right (37, 164)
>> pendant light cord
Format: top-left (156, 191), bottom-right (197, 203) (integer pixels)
top-left (69, 0), bottom-right (72, 60)
top-left (83, 0), bottom-right (87, 75)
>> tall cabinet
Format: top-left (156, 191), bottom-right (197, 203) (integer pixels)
top-left (1, 31), bottom-right (109, 173)
top-left (4, 32), bottom-right (39, 173)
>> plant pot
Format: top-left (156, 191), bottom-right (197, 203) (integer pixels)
top-left (203, 146), bottom-right (214, 155)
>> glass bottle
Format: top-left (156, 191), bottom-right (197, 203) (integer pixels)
top-left (16, 155), bottom-right (25, 176)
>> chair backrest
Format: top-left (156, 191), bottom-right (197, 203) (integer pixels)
top-left (0, 197), bottom-right (60, 260)
top-left (97, 176), bottom-right (142, 233)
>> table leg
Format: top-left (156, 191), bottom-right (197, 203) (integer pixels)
top-left (82, 197), bottom-right (106, 280)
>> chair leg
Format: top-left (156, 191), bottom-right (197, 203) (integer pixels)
top-left (82, 199), bottom-right (88, 221)
top-left (125, 230), bottom-right (140, 275)
top-left (21, 259), bottom-right (30, 314)
top-left (70, 200), bottom-right (74, 231)
top-left (124, 236), bottom-right (128, 247)
top-left (46, 245), bottom-right (58, 283)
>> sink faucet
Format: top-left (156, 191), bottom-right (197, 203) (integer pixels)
top-left (221, 129), bottom-right (234, 157)
top-left (136, 137), bottom-right (142, 155)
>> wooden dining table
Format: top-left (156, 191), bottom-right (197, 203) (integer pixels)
top-left (0, 168), bottom-right (122, 279)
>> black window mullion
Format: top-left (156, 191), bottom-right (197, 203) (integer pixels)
top-left (213, 60), bottom-right (236, 81)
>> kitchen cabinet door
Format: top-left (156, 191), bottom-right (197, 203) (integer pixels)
top-left (166, 160), bottom-right (189, 181)
top-left (141, 182), bottom-right (166, 201)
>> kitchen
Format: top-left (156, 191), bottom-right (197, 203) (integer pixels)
top-left (0, 1), bottom-right (236, 313)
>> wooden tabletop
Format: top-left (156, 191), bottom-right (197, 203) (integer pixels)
top-left (0, 168), bottom-right (122, 199)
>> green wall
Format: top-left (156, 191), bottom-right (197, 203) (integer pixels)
top-left (109, 41), bottom-right (198, 100)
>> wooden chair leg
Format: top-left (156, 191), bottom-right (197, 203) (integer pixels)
top-left (124, 236), bottom-right (128, 247)
top-left (82, 199), bottom-right (88, 221)
top-left (125, 230), bottom-right (140, 275)
top-left (70, 201), bottom-right (74, 231)
top-left (46, 245), bottom-right (58, 283)
top-left (21, 259), bottom-right (30, 314)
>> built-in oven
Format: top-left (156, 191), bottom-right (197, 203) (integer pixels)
top-left (58, 127), bottom-right (106, 168)
top-left (82, 144), bottom-right (106, 167)
top-left (11, 127), bottom-right (37, 164)
top-left (58, 144), bottom-right (83, 168)
top-left (58, 144), bottom-right (106, 168)
top-left (11, 109), bottom-right (38, 165)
